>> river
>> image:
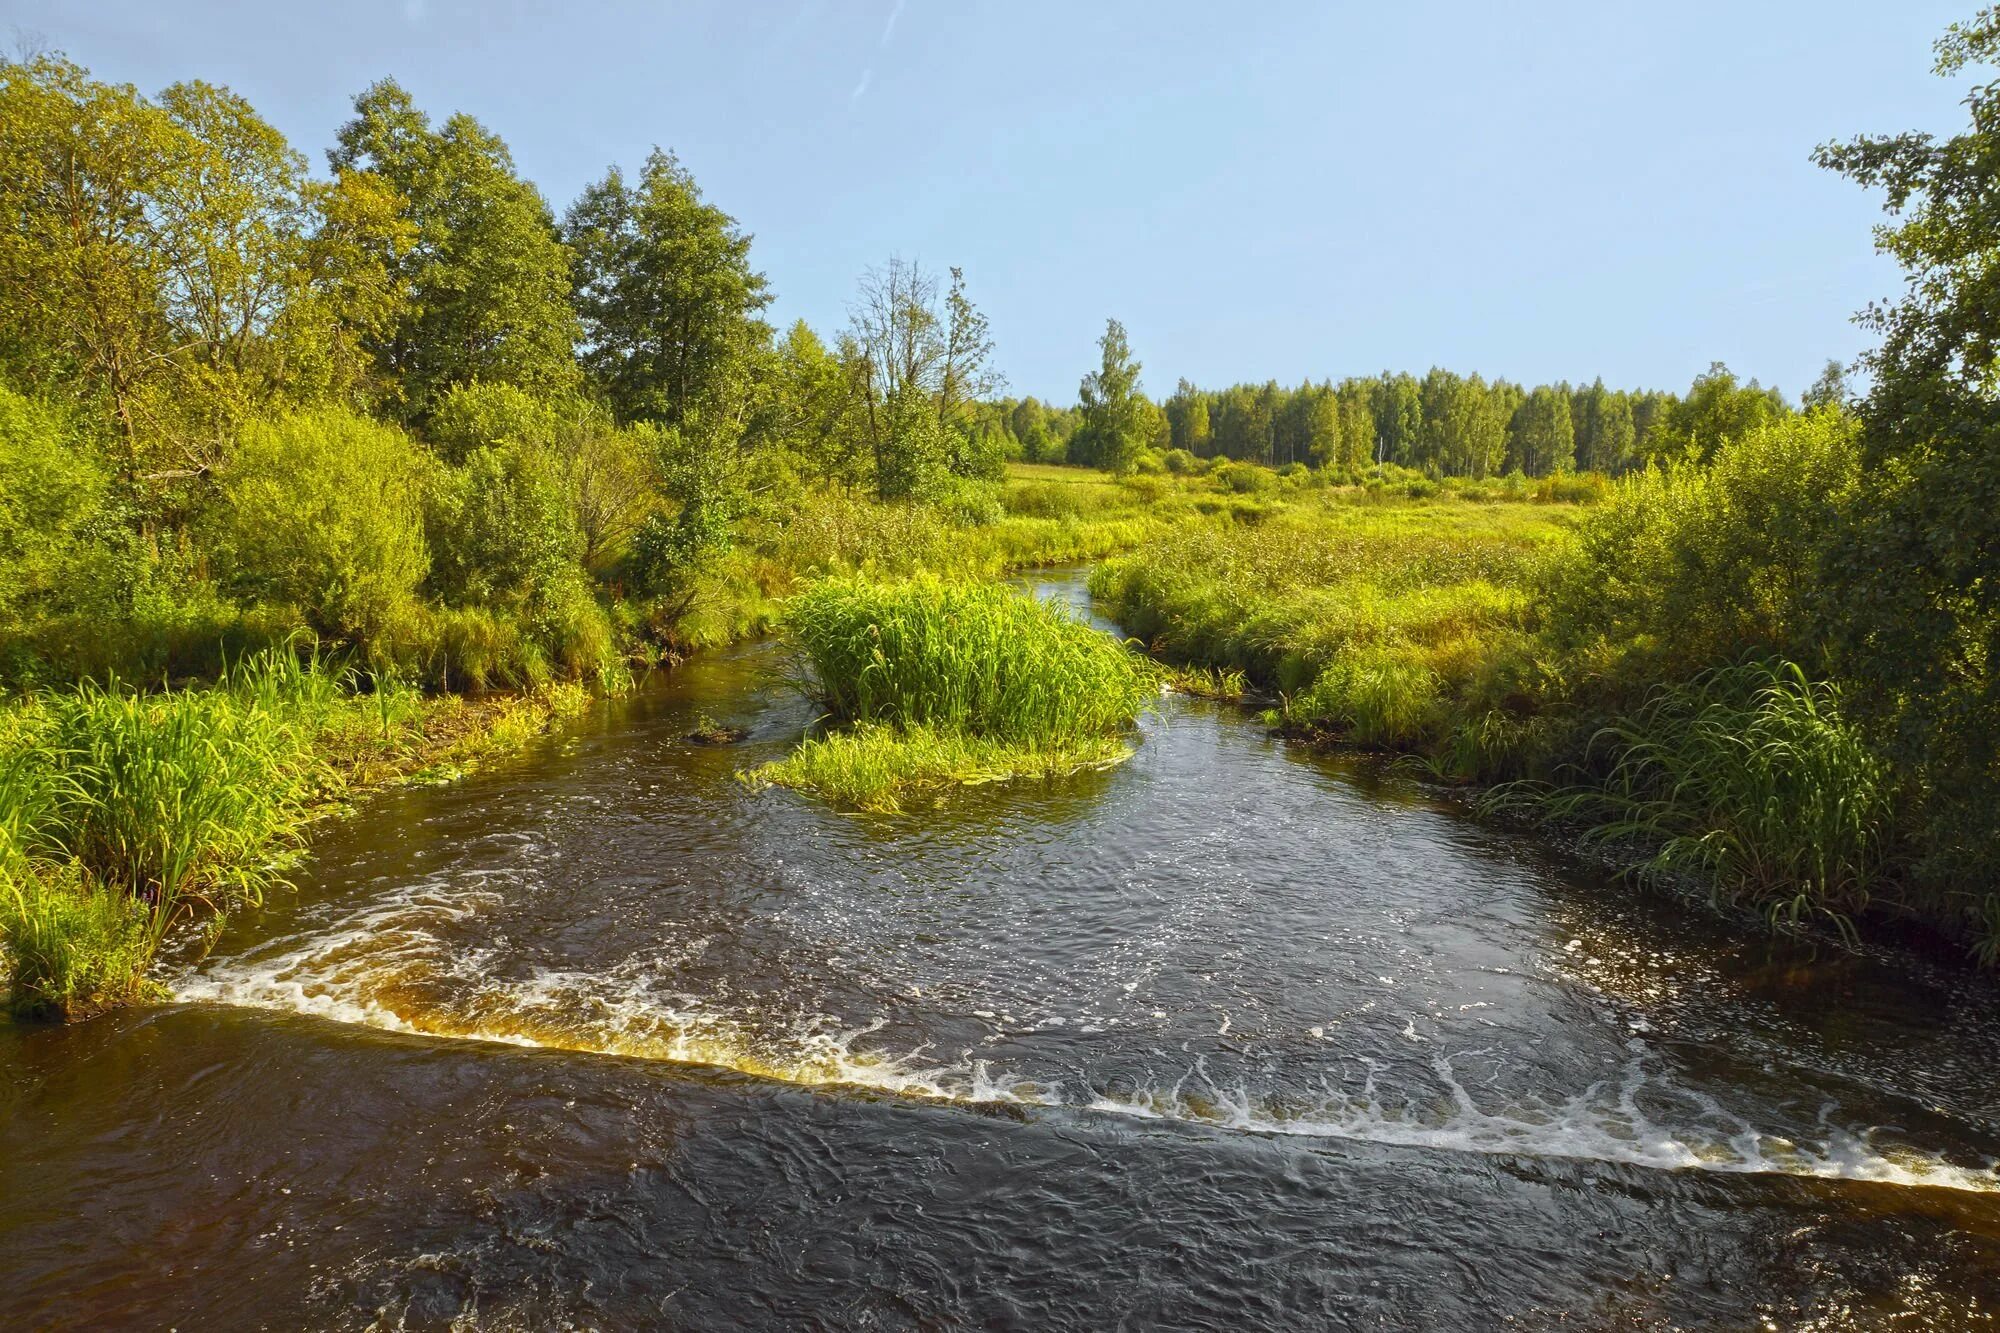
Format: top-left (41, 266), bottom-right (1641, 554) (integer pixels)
top-left (4, 571), bottom-right (1999, 1329)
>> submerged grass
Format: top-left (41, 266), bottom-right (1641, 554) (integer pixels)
top-left (744, 724), bottom-right (1132, 813)
top-left (749, 575), bottom-right (1153, 810)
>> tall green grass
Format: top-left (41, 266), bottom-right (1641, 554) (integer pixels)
top-left (1487, 661), bottom-right (1895, 938)
top-left (1089, 503), bottom-right (1564, 749)
top-left (751, 576), bottom-right (1154, 808)
top-left (785, 577), bottom-right (1153, 743)
top-left (0, 643), bottom-right (595, 1018)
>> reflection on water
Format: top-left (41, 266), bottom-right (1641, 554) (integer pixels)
top-left (6, 571), bottom-right (2000, 1330)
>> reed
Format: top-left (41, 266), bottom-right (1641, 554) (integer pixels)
top-left (1486, 660), bottom-right (1895, 936)
top-left (785, 576), bottom-right (1154, 744)
top-left (750, 575), bottom-right (1153, 808)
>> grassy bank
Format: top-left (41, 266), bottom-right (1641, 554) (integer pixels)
top-left (672, 463), bottom-right (1248, 648)
top-left (1090, 495), bottom-right (1573, 760)
top-left (745, 576), bottom-right (1154, 811)
top-left (1089, 418), bottom-right (1998, 961)
top-left (0, 647), bottom-right (593, 1020)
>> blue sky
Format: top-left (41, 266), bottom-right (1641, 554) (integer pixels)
top-left (8, 1), bottom-right (1976, 402)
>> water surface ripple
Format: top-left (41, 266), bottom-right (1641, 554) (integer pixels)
top-left (5, 571), bottom-right (1999, 1330)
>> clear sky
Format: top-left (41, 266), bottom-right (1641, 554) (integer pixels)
top-left (7, 0), bottom-right (1976, 402)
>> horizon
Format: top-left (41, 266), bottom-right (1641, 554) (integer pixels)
top-left (5, 0), bottom-right (1974, 402)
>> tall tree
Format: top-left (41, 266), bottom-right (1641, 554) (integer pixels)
top-left (565, 148), bottom-right (773, 427)
top-left (330, 79), bottom-right (579, 421)
top-left (0, 57), bottom-right (404, 488)
top-left (1650, 361), bottom-right (1786, 458)
top-left (1071, 318), bottom-right (1148, 473)
top-left (1508, 384), bottom-right (1576, 475)
top-left (1815, 6), bottom-right (2000, 884)
top-left (845, 257), bottom-right (999, 496)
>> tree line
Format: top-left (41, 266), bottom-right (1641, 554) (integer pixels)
top-left (978, 350), bottom-right (1816, 479)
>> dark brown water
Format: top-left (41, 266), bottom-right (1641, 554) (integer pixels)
top-left (5, 571), bottom-right (2000, 1330)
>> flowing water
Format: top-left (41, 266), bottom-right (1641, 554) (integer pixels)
top-left (5, 571), bottom-right (2000, 1330)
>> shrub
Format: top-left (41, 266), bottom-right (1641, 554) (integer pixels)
top-left (1218, 462), bottom-right (1276, 494)
top-left (426, 442), bottom-right (581, 608)
top-left (426, 381), bottom-right (561, 464)
top-left (0, 388), bottom-right (116, 636)
top-left (210, 409), bottom-right (432, 641)
top-left (1539, 410), bottom-right (1861, 679)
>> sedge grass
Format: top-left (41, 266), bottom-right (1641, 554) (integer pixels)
top-left (1485, 660), bottom-right (1895, 938)
top-left (750, 575), bottom-right (1153, 809)
top-left (785, 576), bottom-right (1153, 744)
top-left (744, 723), bottom-right (1132, 813)
top-left (2, 648), bottom-right (599, 1019)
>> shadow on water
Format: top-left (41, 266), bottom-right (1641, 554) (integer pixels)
top-left (6, 569), bottom-right (2000, 1330)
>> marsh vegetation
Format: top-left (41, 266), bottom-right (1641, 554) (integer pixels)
top-left (6, 10), bottom-right (2000, 1023)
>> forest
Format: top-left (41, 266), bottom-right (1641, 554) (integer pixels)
top-left (2, 8), bottom-right (1998, 1021)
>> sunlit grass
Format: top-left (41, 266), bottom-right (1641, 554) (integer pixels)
top-left (1, 647), bottom-right (597, 1019)
top-left (744, 723), bottom-right (1132, 813)
top-left (749, 575), bottom-right (1152, 809)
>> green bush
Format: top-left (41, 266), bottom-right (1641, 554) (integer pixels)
top-left (0, 388), bottom-right (116, 637)
top-left (210, 409), bottom-right (432, 642)
top-left (427, 442), bottom-right (582, 608)
top-left (426, 381), bottom-right (561, 464)
top-left (1218, 462), bottom-right (1276, 494)
top-left (1540, 410), bottom-right (1861, 680)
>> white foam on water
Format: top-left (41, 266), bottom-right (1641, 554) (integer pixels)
top-left (176, 883), bottom-right (2000, 1197)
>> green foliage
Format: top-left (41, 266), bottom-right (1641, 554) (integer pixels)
top-left (0, 388), bottom-right (116, 636)
top-left (426, 380), bottom-right (561, 464)
top-left (1493, 662), bottom-right (1895, 937)
top-left (2, 865), bottom-right (161, 1019)
top-left (873, 378), bottom-right (953, 502)
top-left (1646, 362), bottom-right (1788, 460)
top-left (785, 577), bottom-right (1153, 745)
top-left (210, 408), bottom-right (432, 641)
top-left (330, 78), bottom-right (579, 420)
top-left (426, 441), bottom-right (580, 607)
top-left (1813, 8), bottom-right (2000, 899)
top-left (564, 148), bottom-right (772, 426)
top-left (1540, 410), bottom-right (1862, 680)
top-left (745, 723), bottom-right (1131, 814)
top-left (0, 57), bottom-right (404, 483)
top-left (1071, 318), bottom-right (1150, 473)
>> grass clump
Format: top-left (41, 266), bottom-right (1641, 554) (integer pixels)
top-left (1, 646), bottom-right (600, 1020)
top-left (785, 577), bottom-right (1153, 743)
top-left (745, 724), bottom-right (1131, 813)
top-left (1487, 661), bottom-right (1895, 940)
top-left (749, 575), bottom-right (1153, 809)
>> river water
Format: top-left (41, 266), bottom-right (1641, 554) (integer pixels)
top-left (5, 571), bottom-right (2000, 1330)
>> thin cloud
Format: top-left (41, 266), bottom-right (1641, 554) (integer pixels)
top-left (850, 68), bottom-right (873, 103)
top-left (879, 0), bottom-right (906, 47)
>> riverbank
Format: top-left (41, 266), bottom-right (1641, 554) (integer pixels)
top-left (0, 652), bottom-right (594, 1021)
top-left (1089, 414), bottom-right (1995, 963)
